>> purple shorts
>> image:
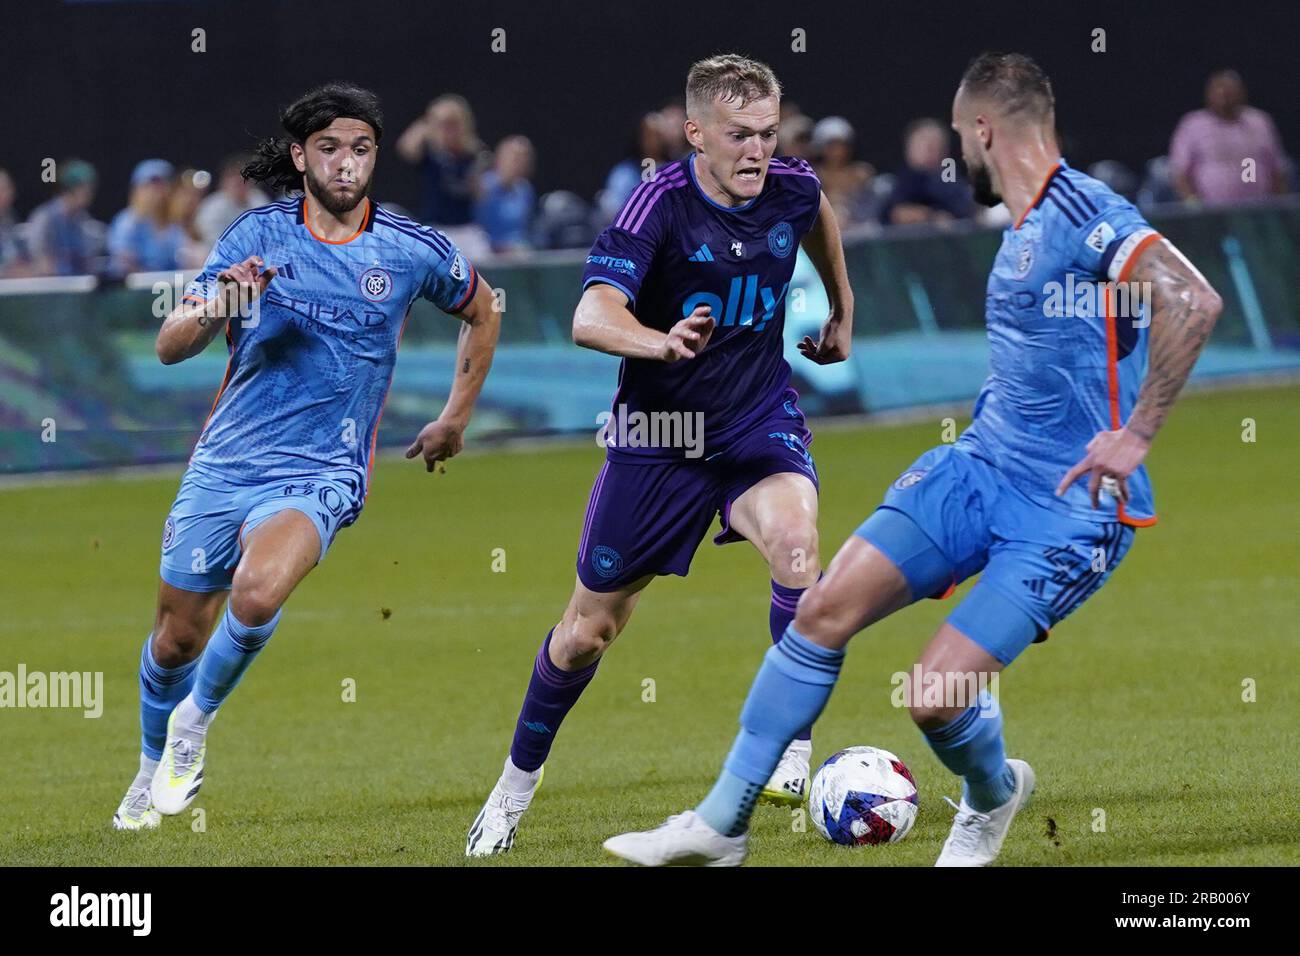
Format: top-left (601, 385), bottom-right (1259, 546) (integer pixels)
top-left (576, 409), bottom-right (818, 592)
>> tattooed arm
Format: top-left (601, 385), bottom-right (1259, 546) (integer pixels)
top-left (404, 275), bottom-right (501, 472)
top-left (156, 256), bottom-right (275, 365)
top-left (1056, 238), bottom-right (1223, 506)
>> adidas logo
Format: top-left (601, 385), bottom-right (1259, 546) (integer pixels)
top-left (687, 244), bottom-right (715, 263)
top-left (273, 261), bottom-right (296, 280)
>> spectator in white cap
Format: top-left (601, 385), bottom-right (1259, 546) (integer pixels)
top-left (812, 116), bottom-right (874, 226)
top-left (107, 158), bottom-right (185, 278)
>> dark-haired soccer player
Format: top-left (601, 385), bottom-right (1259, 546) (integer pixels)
top-left (112, 83), bottom-right (501, 829)
top-left (606, 52), bottom-right (1223, 866)
top-left (466, 54), bottom-right (854, 856)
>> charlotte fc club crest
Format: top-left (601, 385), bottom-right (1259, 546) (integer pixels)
top-left (359, 267), bottom-right (392, 302)
top-left (767, 221), bottom-right (794, 258)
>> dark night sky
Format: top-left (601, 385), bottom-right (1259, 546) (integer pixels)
top-left (5, 0), bottom-right (1298, 220)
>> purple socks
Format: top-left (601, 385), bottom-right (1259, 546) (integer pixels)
top-left (508, 629), bottom-right (600, 772)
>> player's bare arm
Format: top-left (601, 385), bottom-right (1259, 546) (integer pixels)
top-left (1057, 238), bottom-right (1223, 505)
top-left (405, 274), bottom-right (502, 472)
top-left (572, 282), bottom-right (715, 363)
top-left (155, 255), bottom-right (276, 365)
top-left (797, 190), bottom-right (854, 364)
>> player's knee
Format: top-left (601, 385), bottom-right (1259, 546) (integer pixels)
top-left (229, 571), bottom-right (282, 627)
top-left (553, 612), bottom-right (619, 667)
top-left (152, 616), bottom-right (207, 666)
top-left (766, 521), bottom-right (819, 586)
top-left (790, 581), bottom-right (851, 646)
top-left (906, 690), bottom-right (957, 731)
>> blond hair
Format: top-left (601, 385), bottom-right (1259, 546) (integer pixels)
top-left (686, 54), bottom-right (781, 118)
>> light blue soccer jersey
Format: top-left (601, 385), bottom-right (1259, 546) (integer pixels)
top-left (181, 196), bottom-right (477, 497)
top-left (955, 159), bottom-right (1162, 526)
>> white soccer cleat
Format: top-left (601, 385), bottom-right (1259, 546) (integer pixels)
top-left (150, 711), bottom-right (207, 815)
top-left (112, 786), bottom-right (161, 831)
top-left (935, 758), bottom-right (1035, 867)
top-left (466, 766), bottom-right (543, 857)
top-left (760, 739), bottom-right (812, 807)
top-left (603, 810), bottom-right (749, 867)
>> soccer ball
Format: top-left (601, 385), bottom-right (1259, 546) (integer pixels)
top-left (808, 746), bottom-right (919, 846)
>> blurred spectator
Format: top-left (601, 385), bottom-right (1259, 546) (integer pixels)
top-left (535, 190), bottom-right (595, 250)
top-left (778, 113), bottom-right (814, 159)
top-left (0, 168), bottom-right (31, 277)
top-left (811, 116), bottom-right (875, 226)
top-left (597, 113), bottom-right (670, 226)
top-left (396, 94), bottom-right (491, 229)
top-left (1137, 156), bottom-right (1181, 209)
top-left (106, 159), bottom-right (185, 277)
top-left (881, 118), bottom-right (975, 225)
top-left (658, 101), bottom-right (689, 160)
top-left (195, 155), bottom-right (270, 248)
top-left (1169, 70), bottom-right (1288, 204)
top-left (1087, 160), bottom-right (1139, 201)
top-left (168, 167), bottom-right (211, 268)
top-left (26, 158), bottom-right (101, 276)
top-left (475, 135), bottom-right (536, 253)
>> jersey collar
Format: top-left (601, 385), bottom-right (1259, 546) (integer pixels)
top-left (688, 153), bottom-right (761, 213)
top-left (297, 194), bottom-right (376, 243)
top-left (1013, 158), bottom-right (1068, 230)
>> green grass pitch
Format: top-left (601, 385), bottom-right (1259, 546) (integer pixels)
top-left (2, 383), bottom-right (1297, 866)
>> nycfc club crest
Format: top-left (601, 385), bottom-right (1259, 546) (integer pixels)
top-left (893, 469), bottom-right (927, 490)
top-left (359, 267), bottom-right (392, 302)
top-left (767, 221), bottom-right (794, 258)
top-left (162, 515), bottom-right (176, 550)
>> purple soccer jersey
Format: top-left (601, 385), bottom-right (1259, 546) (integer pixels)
top-left (582, 154), bottom-right (822, 461)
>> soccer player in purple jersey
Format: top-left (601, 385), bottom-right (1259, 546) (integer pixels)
top-left (605, 53), bottom-right (1223, 866)
top-left (467, 55), bottom-right (854, 856)
top-left (111, 84), bottom-right (501, 830)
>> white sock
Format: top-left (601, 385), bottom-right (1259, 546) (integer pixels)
top-left (132, 753), bottom-right (159, 790)
top-left (790, 738), bottom-right (813, 756)
top-left (501, 755), bottom-right (542, 795)
top-left (172, 694), bottom-right (216, 741)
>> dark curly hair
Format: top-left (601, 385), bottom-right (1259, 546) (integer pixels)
top-left (243, 82), bottom-right (384, 192)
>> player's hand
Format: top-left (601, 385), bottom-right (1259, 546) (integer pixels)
top-left (798, 313), bottom-right (852, 365)
top-left (660, 307), bottom-right (715, 362)
top-left (1056, 426), bottom-right (1151, 508)
top-left (216, 256), bottom-right (276, 317)
top-left (405, 415), bottom-right (465, 473)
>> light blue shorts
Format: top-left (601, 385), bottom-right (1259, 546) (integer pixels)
top-left (856, 444), bottom-right (1136, 665)
top-left (159, 466), bottom-right (363, 592)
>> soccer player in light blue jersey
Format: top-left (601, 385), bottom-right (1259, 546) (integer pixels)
top-left (605, 52), bottom-right (1224, 866)
top-left (111, 84), bottom-right (501, 829)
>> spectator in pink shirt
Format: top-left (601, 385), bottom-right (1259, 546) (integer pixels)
top-left (1169, 70), bottom-right (1288, 204)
